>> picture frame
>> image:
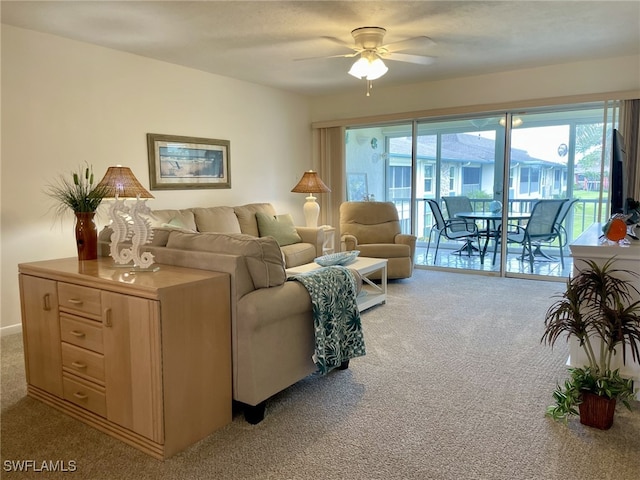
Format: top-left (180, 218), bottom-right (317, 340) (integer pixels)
top-left (347, 173), bottom-right (368, 201)
top-left (147, 133), bottom-right (231, 190)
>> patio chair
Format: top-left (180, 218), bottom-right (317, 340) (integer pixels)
top-left (526, 198), bottom-right (578, 263)
top-left (442, 195), bottom-right (473, 216)
top-left (492, 199), bottom-right (568, 272)
top-left (553, 199), bottom-right (578, 248)
top-left (426, 199), bottom-right (480, 263)
top-left (442, 196), bottom-right (481, 254)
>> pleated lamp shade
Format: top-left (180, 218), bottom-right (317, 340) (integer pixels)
top-left (291, 171), bottom-right (331, 194)
top-left (96, 166), bottom-right (154, 199)
top-left (291, 171), bottom-right (330, 228)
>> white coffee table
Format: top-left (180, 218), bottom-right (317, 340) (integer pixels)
top-left (286, 256), bottom-right (387, 312)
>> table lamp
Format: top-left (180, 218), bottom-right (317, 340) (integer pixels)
top-left (96, 166), bottom-right (158, 271)
top-left (291, 170), bottom-right (331, 228)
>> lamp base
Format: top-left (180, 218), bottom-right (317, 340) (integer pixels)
top-left (303, 195), bottom-right (320, 228)
top-left (105, 195), bottom-right (157, 271)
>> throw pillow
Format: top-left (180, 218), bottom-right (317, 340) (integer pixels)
top-left (192, 206), bottom-right (242, 233)
top-left (255, 212), bottom-right (302, 246)
top-left (150, 209), bottom-right (197, 230)
top-left (161, 217), bottom-right (195, 231)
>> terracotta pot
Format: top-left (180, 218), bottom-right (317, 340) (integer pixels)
top-left (579, 392), bottom-right (616, 430)
top-left (74, 211), bottom-right (98, 261)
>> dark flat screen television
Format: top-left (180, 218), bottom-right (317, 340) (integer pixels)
top-left (610, 128), bottom-right (627, 216)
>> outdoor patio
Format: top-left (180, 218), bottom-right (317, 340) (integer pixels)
top-left (414, 241), bottom-right (573, 278)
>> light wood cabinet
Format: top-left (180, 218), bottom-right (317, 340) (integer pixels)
top-left (19, 275), bottom-right (63, 397)
top-left (19, 257), bottom-right (231, 459)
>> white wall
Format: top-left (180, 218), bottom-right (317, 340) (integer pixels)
top-left (310, 55), bottom-right (640, 123)
top-left (1, 25), bottom-right (312, 332)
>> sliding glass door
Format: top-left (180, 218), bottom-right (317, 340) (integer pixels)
top-left (500, 106), bottom-right (618, 277)
top-left (345, 102), bottom-right (619, 279)
top-left (345, 123), bottom-right (415, 235)
top-left (411, 116), bottom-right (505, 272)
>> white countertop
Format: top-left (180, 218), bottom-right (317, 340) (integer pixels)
top-left (570, 222), bottom-right (640, 262)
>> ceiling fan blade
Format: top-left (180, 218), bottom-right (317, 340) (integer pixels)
top-left (381, 36), bottom-right (436, 53)
top-left (383, 53), bottom-right (435, 65)
top-left (294, 52), bottom-right (359, 62)
top-left (320, 35), bottom-right (357, 49)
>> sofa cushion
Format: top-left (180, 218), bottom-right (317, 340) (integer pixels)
top-left (192, 206), bottom-right (242, 233)
top-left (234, 203), bottom-right (277, 237)
top-left (256, 212), bottom-right (302, 246)
top-left (98, 225), bottom-right (180, 248)
top-left (166, 231), bottom-right (286, 289)
top-left (281, 243), bottom-right (316, 267)
top-left (150, 209), bottom-right (197, 231)
top-left (357, 243), bottom-right (411, 258)
top-left (149, 227), bottom-right (174, 246)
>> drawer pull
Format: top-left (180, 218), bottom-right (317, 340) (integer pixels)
top-left (70, 330), bottom-right (86, 338)
top-left (43, 293), bottom-right (51, 311)
top-left (68, 298), bottom-right (84, 305)
top-left (73, 392), bottom-right (88, 400)
top-left (71, 361), bottom-right (87, 369)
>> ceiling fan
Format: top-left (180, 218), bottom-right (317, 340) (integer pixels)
top-left (308, 27), bottom-right (436, 95)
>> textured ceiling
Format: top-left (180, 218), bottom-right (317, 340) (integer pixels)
top-left (2, 1), bottom-right (639, 96)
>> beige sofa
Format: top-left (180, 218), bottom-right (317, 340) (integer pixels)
top-left (139, 202), bottom-right (326, 268)
top-left (98, 203), bottom-right (333, 423)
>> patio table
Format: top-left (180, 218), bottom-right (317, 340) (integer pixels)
top-left (456, 211), bottom-right (530, 263)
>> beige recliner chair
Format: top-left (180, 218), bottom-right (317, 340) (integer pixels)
top-left (339, 201), bottom-right (416, 279)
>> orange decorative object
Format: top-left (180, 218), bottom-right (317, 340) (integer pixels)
top-left (605, 217), bottom-right (627, 242)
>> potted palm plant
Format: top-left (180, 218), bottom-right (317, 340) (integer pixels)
top-left (45, 164), bottom-right (109, 260)
top-left (541, 258), bottom-right (640, 429)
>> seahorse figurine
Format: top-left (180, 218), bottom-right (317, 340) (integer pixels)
top-left (108, 196), bottom-right (134, 265)
top-left (129, 196), bottom-right (156, 269)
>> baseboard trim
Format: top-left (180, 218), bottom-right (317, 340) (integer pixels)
top-left (1, 323), bottom-right (22, 337)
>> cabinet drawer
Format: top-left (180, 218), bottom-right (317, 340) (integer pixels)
top-left (60, 314), bottom-right (103, 353)
top-left (58, 283), bottom-right (101, 317)
top-left (62, 342), bottom-right (105, 384)
top-left (63, 374), bottom-right (106, 417)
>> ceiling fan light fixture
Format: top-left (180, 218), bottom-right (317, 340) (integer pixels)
top-left (366, 57), bottom-right (388, 80)
top-left (348, 52), bottom-right (389, 80)
top-left (348, 57), bottom-right (370, 79)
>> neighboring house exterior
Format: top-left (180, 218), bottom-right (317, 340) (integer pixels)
top-left (362, 133), bottom-right (568, 202)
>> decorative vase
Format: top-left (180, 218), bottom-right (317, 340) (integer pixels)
top-left (489, 200), bottom-right (502, 213)
top-left (579, 392), bottom-right (616, 430)
top-left (74, 211), bottom-right (98, 261)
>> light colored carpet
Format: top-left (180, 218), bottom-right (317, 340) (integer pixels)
top-left (2, 269), bottom-right (639, 480)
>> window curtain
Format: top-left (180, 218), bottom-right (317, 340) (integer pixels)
top-left (620, 99), bottom-right (640, 201)
top-left (312, 126), bottom-right (345, 239)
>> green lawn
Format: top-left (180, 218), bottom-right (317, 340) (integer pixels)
top-left (570, 189), bottom-right (607, 239)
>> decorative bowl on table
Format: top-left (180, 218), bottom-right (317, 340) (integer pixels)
top-left (314, 250), bottom-right (360, 267)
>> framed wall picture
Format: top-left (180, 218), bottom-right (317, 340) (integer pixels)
top-left (147, 133), bottom-right (231, 190)
top-left (347, 173), bottom-right (368, 201)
